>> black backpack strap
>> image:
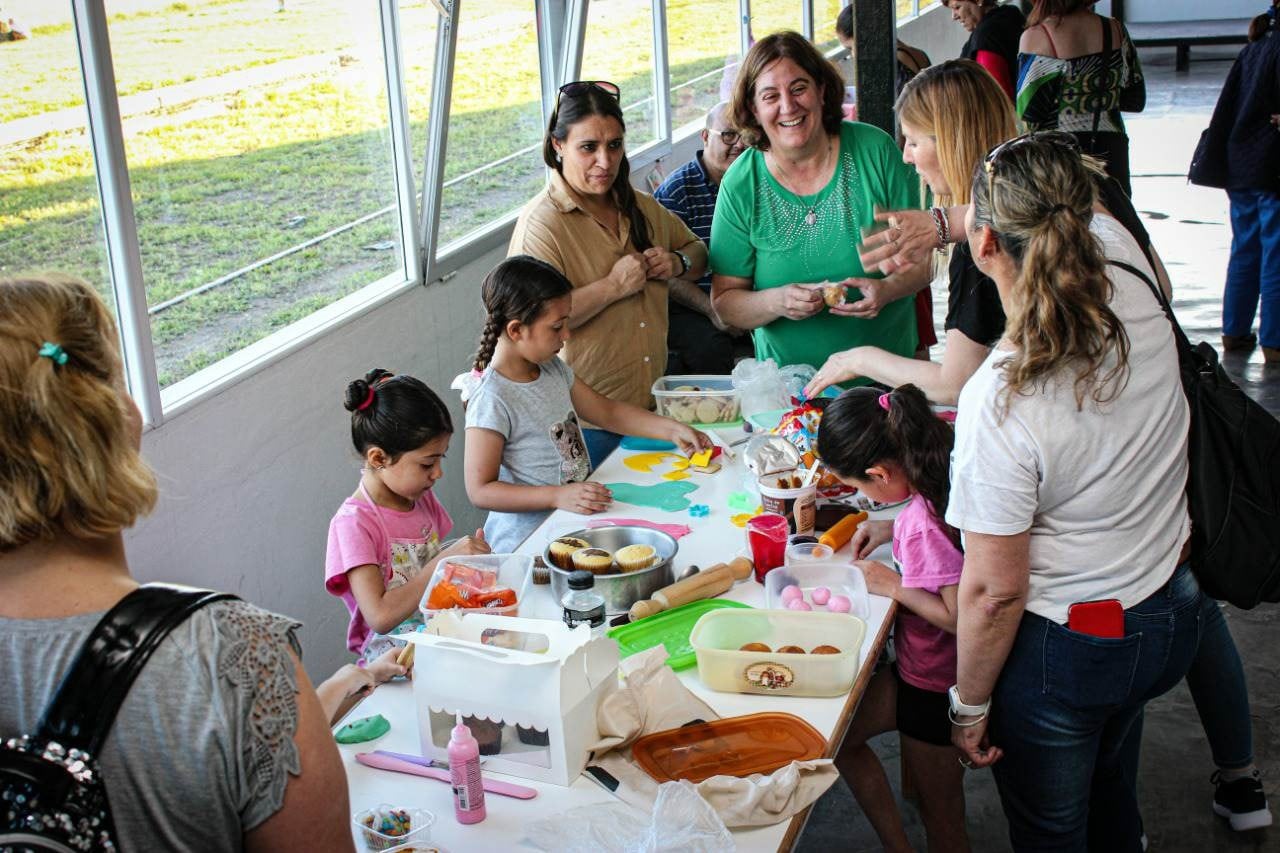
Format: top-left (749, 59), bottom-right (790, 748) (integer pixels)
top-left (1107, 258), bottom-right (1195, 356)
top-left (36, 584), bottom-right (238, 755)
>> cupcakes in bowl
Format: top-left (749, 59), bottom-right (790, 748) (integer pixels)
top-left (615, 543), bottom-right (658, 573)
top-left (571, 547), bottom-right (615, 575)
top-left (548, 536), bottom-right (590, 570)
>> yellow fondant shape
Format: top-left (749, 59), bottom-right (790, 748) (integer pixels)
top-left (623, 451), bottom-right (685, 473)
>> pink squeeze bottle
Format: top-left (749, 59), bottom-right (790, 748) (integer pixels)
top-left (448, 713), bottom-right (486, 824)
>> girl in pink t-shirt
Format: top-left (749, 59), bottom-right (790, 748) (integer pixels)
top-left (325, 369), bottom-right (489, 659)
top-left (816, 383), bottom-right (967, 853)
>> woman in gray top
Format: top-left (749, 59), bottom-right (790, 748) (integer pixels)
top-left (0, 274), bottom-right (353, 851)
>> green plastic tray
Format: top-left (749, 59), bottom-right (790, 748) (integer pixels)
top-left (608, 599), bottom-right (751, 670)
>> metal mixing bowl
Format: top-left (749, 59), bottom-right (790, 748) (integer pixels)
top-left (544, 526), bottom-right (678, 615)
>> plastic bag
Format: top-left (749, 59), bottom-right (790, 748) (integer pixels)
top-left (522, 780), bottom-right (733, 853)
top-left (731, 358), bottom-right (789, 420)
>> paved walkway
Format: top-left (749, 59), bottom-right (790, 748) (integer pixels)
top-left (799, 45), bottom-right (1279, 853)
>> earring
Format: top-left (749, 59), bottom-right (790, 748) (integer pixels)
top-left (555, 153), bottom-right (562, 163)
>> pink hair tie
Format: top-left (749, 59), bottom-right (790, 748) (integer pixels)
top-left (877, 393), bottom-right (891, 412)
top-left (356, 386), bottom-right (376, 412)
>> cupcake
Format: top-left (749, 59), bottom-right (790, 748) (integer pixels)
top-left (615, 544), bottom-right (658, 573)
top-left (571, 547), bottom-right (614, 574)
top-left (464, 716), bottom-right (504, 756)
top-left (549, 536), bottom-right (589, 569)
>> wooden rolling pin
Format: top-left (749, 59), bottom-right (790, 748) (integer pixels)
top-left (628, 556), bottom-right (753, 621)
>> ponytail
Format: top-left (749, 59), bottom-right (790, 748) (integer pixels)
top-left (344, 368), bottom-right (452, 460)
top-left (816, 384), bottom-right (958, 547)
top-left (971, 134), bottom-right (1131, 415)
top-left (473, 255), bottom-right (574, 372)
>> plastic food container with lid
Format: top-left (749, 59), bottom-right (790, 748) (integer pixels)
top-left (419, 553), bottom-right (532, 620)
top-left (651, 375), bottom-right (741, 426)
top-left (630, 712), bottom-right (826, 783)
top-left (689, 608), bottom-right (867, 697)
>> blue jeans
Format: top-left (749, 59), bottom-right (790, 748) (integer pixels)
top-left (1185, 595), bottom-right (1254, 770)
top-left (582, 428), bottom-right (622, 469)
top-left (990, 563), bottom-right (1204, 853)
top-left (1224, 188), bottom-right (1280, 348)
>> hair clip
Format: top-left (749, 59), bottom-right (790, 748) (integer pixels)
top-left (877, 393), bottom-right (891, 412)
top-left (356, 387), bottom-right (376, 412)
top-left (38, 341), bottom-right (69, 366)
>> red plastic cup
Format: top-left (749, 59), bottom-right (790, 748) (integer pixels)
top-left (746, 513), bottom-right (790, 583)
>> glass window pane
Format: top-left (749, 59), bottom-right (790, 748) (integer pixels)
top-left (580, 1), bottom-right (658, 152)
top-left (815, 0), bottom-right (846, 53)
top-left (0, 4), bottom-right (114, 325)
top-left (437, 0), bottom-right (543, 250)
top-left (401, 0), bottom-right (440, 199)
top-left (103, 1), bottom-right (405, 389)
top-left (667, 0), bottom-right (741, 131)
top-left (750, 0), bottom-right (802, 38)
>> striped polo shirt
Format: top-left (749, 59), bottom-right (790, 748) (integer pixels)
top-left (654, 152), bottom-right (718, 290)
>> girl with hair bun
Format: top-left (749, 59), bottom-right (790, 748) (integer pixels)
top-left (325, 368), bottom-right (489, 659)
top-left (460, 255), bottom-right (710, 553)
top-left (817, 383), bottom-right (970, 853)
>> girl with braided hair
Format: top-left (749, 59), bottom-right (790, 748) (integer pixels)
top-left (462, 255), bottom-right (710, 553)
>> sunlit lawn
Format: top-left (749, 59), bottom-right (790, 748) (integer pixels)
top-left (0, 0), bottom-right (889, 385)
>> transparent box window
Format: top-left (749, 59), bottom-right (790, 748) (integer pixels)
top-left (436, 0), bottom-right (544, 251)
top-left (666, 0), bottom-right (742, 132)
top-left (103, 1), bottom-right (406, 388)
top-left (580, 0), bottom-right (658, 152)
top-left (0, 4), bottom-right (114, 326)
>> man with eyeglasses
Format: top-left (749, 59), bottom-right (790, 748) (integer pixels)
top-left (654, 102), bottom-right (751, 374)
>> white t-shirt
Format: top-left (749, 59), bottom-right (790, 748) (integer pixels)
top-left (945, 214), bottom-right (1190, 624)
top-left (465, 358), bottom-right (592, 553)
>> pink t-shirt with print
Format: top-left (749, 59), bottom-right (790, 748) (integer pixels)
top-left (325, 488), bottom-right (453, 654)
top-left (890, 493), bottom-right (964, 693)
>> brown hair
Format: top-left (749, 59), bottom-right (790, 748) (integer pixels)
top-left (730, 31), bottom-right (845, 151)
top-left (895, 59), bottom-right (1017, 206)
top-left (1026, 0), bottom-right (1096, 27)
top-left (970, 136), bottom-right (1131, 414)
top-left (0, 274), bottom-right (157, 551)
top-left (542, 85), bottom-right (651, 252)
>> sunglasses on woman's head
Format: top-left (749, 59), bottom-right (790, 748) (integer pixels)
top-left (983, 130), bottom-right (1080, 197)
top-left (557, 80), bottom-right (620, 104)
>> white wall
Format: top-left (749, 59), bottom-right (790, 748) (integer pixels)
top-left (1123, 0), bottom-right (1258, 24)
top-left (125, 1), bottom-right (963, 684)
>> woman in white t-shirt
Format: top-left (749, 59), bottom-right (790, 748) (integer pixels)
top-left (943, 134), bottom-right (1205, 850)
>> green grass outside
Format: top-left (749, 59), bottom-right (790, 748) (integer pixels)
top-left (0, 0), bottom-right (907, 387)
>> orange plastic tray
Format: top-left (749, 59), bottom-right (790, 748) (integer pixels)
top-left (630, 712), bottom-right (825, 783)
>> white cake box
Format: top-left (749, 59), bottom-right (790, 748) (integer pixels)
top-left (402, 611), bottom-right (618, 787)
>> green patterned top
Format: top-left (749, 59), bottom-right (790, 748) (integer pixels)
top-left (1016, 24), bottom-right (1145, 136)
top-left (709, 121), bottom-right (921, 377)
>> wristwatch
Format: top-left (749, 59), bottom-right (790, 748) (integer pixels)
top-left (673, 249), bottom-right (691, 277)
top-left (948, 685), bottom-right (991, 718)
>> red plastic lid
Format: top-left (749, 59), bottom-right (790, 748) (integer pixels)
top-left (630, 712), bottom-right (825, 783)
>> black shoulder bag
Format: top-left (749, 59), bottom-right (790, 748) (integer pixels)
top-left (1, 584), bottom-right (236, 851)
top-left (1111, 260), bottom-right (1280, 608)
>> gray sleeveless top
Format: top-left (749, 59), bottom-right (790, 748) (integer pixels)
top-left (0, 599), bottom-right (302, 852)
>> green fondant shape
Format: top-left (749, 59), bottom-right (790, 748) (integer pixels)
top-left (605, 480), bottom-right (700, 512)
top-left (335, 713), bottom-right (390, 744)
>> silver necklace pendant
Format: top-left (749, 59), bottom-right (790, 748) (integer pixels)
top-left (804, 208), bottom-right (816, 226)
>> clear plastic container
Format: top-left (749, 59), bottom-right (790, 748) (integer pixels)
top-left (352, 805), bottom-right (434, 852)
top-left (763, 562), bottom-right (871, 619)
top-left (689, 608), bottom-right (867, 698)
top-left (419, 553), bottom-right (532, 620)
top-left (651, 375), bottom-right (741, 425)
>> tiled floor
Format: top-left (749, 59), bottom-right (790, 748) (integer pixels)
top-left (798, 44), bottom-right (1279, 852)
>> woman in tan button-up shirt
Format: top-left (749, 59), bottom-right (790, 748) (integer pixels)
top-left (510, 81), bottom-right (707, 464)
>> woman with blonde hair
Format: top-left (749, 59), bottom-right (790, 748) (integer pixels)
top-left (0, 275), bottom-right (353, 851)
top-left (945, 135), bottom-right (1202, 849)
top-left (806, 60), bottom-right (1015, 404)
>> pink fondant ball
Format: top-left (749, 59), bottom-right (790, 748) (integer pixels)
top-left (827, 594), bottom-right (852, 613)
top-left (811, 586), bottom-right (831, 606)
top-left (780, 584), bottom-right (803, 603)
top-left (787, 598), bottom-right (813, 611)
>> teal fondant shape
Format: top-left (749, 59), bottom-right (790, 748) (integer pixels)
top-left (604, 481), bottom-right (700, 512)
